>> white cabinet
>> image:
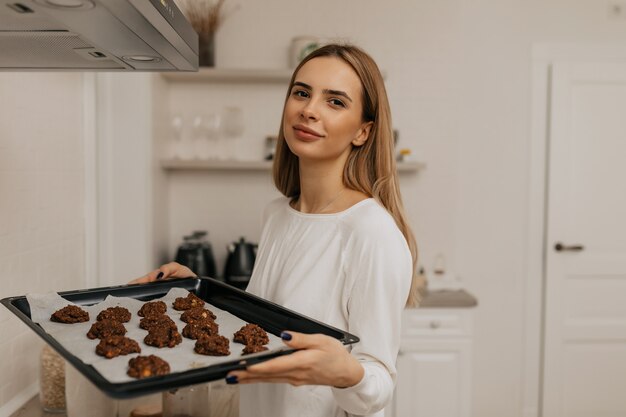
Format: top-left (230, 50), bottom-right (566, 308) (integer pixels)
top-left (389, 308), bottom-right (473, 417)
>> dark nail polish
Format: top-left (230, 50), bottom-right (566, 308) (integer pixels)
top-left (281, 332), bottom-right (292, 341)
top-left (156, 272), bottom-right (164, 280)
top-left (226, 375), bottom-right (238, 385)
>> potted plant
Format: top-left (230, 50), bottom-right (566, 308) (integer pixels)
top-left (180, 0), bottom-right (236, 67)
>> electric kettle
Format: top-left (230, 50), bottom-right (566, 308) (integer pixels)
top-left (223, 237), bottom-right (257, 289)
top-left (174, 231), bottom-right (217, 278)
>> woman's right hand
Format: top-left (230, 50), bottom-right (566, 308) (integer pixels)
top-left (128, 262), bottom-right (196, 285)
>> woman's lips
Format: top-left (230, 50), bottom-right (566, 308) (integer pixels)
top-left (293, 125), bottom-right (324, 141)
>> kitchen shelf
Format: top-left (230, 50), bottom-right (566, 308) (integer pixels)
top-left (160, 68), bottom-right (293, 83)
top-left (161, 159), bottom-right (273, 171)
top-left (160, 158), bottom-right (424, 172)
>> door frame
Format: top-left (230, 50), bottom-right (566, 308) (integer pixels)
top-left (82, 73), bottom-right (166, 288)
top-left (83, 73), bottom-right (98, 289)
top-left (525, 43), bottom-right (626, 417)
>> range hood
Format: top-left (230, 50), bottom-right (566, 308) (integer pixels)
top-left (0, 0), bottom-right (198, 71)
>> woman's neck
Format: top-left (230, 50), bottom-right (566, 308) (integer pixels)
top-left (294, 157), bottom-right (368, 214)
top-left (295, 158), bottom-right (345, 214)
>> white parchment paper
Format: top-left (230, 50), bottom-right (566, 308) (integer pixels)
top-left (26, 288), bottom-right (285, 383)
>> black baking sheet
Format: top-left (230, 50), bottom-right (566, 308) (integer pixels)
top-left (1, 277), bottom-right (359, 399)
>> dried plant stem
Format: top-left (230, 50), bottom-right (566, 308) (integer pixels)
top-left (183, 0), bottom-right (229, 35)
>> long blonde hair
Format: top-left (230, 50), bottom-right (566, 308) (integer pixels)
top-left (273, 44), bottom-right (419, 307)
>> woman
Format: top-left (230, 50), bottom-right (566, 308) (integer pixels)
top-left (135, 44), bottom-right (418, 417)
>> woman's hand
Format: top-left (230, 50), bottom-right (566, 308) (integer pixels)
top-left (226, 331), bottom-right (364, 388)
top-left (128, 262), bottom-right (196, 284)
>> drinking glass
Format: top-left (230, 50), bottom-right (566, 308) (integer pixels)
top-left (220, 107), bottom-right (244, 159)
top-left (169, 114), bottom-right (184, 159)
top-left (205, 112), bottom-right (222, 159)
top-left (192, 115), bottom-right (211, 160)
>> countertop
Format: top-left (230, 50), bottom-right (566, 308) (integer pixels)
top-left (9, 396), bottom-right (62, 417)
top-left (417, 289), bottom-right (478, 308)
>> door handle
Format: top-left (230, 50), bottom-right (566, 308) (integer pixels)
top-left (554, 242), bottom-right (584, 252)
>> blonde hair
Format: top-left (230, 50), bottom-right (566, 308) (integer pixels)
top-left (273, 44), bottom-right (420, 307)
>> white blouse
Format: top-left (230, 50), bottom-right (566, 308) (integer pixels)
top-left (240, 197), bottom-right (412, 417)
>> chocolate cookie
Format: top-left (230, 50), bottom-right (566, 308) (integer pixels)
top-left (144, 325), bottom-right (182, 348)
top-left (194, 334), bottom-right (230, 356)
top-left (172, 293), bottom-right (205, 311)
top-left (87, 319), bottom-right (127, 340)
top-left (138, 301), bottom-right (167, 317)
top-left (139, 314), bottom-right (175, 331)
top-left (127, 355), bottom-right (170, 379)
top-left (50, 305), bottom-right (89, 324)
top-left (180, 307), bottom-right (216, 323)
top-left (233, 324), bottom-right (269, 346)
top-left (96, 335), bottom-right (141, 359)
top-left (182, 320), bottom-right (219, 340)
top-left (242, 344), bottom-right (269, 355)
top-left (97, 306), bottom-right (131, 323)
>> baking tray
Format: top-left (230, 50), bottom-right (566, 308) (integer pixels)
top-left (1, 277), bottom-right (359, 398)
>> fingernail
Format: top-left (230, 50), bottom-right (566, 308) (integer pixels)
top-left (156, 272), bottom-right (164, 280)
top-left (281, 332), bottom-right (292, 341)
top-left (226, 375), bottom-right (238, 385)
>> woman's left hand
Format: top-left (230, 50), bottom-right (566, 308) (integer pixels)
top-left (226, 331), bottom-right (364, 388)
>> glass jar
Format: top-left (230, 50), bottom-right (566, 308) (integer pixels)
top-left (39, 344), bottom-right (66, 413)
top-left (65, 362), bottom-right (118, 417)
top-left (162, 384), bottom-right (209, 417)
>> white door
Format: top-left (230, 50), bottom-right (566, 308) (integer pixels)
top-left (543, 62), bottom-right (626, 417)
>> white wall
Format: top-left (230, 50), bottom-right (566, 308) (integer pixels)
top-left (0, 73), bottom-right (86, 414)
top-left (162, 1), bottom-right (626, 416)
top-left (94, 73), bottom-right (171, 286)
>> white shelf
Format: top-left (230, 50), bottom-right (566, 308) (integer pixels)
top-left (161, 158), bottom-right (424, 172)
top-left (161, 159), bottom-right (272, 171)
top-left (160, 68), bottom-right (293, 83)
top-left (397, 161), bottom-right (425, 172)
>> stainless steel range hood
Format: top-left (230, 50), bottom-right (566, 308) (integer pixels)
top-left (0, 0), bottom-right (198, 71)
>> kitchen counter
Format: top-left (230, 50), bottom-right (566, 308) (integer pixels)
top-left (9, 396), bottom-right (62, 417)
top-left (417, 289), bottom-right (478, 308)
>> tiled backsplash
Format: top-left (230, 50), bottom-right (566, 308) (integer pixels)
top-left (0, 73), bottom-right (86, 410)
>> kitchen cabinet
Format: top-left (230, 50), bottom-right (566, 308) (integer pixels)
top-left (388, 307), bottom-right (474, 417)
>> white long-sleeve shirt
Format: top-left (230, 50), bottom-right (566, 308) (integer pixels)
top-left (240, 197), bottom-right (412, 417)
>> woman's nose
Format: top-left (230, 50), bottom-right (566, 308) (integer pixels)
top-left (300, 101), bottom-right (319, 120)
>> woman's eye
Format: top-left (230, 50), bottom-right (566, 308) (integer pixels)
top-left (329, 98), bottom-right (346, 108)
top-left (292, 90), bottom-right (309, 98)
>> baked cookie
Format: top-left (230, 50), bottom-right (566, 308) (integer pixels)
top-left (172, 293), bottom-right (205, 311)
top-left (138, 301), bottom-right (167, 317)
top-left (242, 344), bottom-right (269, 355)
top-left (127, 355), bottom-right (170, 379)
top-left (180, 307), bottom-right (216, 323)
top-left (182, 320), bottom-right (219, 340)
top-left (144, 325), bottom-right (182, 348)
top-left (233, 324), bottom-right (269, 346)
top-left (50, 305), bottom-right (89, 324)
top-left (97, 306), bottom-right (131, 323)
top-left (139, 314), bottom-right (175, 331)
top-left (87, 319), bottom-right (127, 340)
top-left (96, 335), bottom-right (141, 359)
top-left (194, 334), bottom-right (230, 356)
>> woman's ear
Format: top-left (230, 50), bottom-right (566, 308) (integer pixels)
top-left (352, 121), bottom-right (374, 147)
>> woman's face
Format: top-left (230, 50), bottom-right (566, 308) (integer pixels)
top-left (282, 56), bottom-right (372, 164)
